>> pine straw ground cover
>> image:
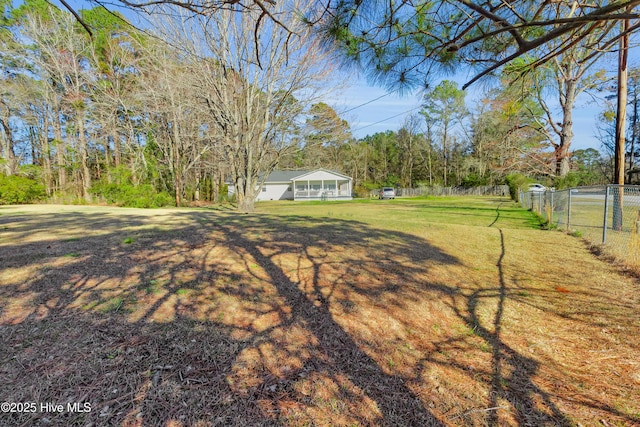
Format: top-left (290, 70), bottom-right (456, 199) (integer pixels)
top-left (0, 197), bottom-right (638, 427)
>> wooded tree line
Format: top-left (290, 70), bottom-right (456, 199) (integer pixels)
top-left (2, 1), bottom-right (227, 206)
top-left (0, 0), bottom-right (638, 210)
top-left (0, 0), bottom-right (334, 211)
top-left (280, 79), bottom-right (618, 195)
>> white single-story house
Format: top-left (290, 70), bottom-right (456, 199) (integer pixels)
top-left (228, 169), bottom-right (353, 201)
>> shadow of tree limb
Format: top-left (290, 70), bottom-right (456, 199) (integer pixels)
top-left (0, 206), bottom-right (638, 426)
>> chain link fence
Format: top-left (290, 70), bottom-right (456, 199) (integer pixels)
top-left (519, 185), bottom-right (640, 266)
top-left (370, 185), bottom-right (509, 198)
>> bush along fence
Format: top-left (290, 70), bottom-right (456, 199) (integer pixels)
top-left (519, 185), bottom-right (640, 266)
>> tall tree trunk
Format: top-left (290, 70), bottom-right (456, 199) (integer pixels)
top-left (0, 104), bottom-right (16, 176)
top-left (77, 115), bottom-right (91, 201)
top-left (557, 80), bottom-right (576, 177)
top-left (30, 127), bottom-right (39, 166)
top-left (613, 15), bottom-right (630, 231)
top-left (629, 78), bottom-right (639, 175)
top-left (113, 130), bottom-right (121, 167)
top-left (232, 151), bottom-right (260, 213)
top-left (175, 177), bottom-right (182, 206)
top-left (194, 171), bottom-right (201, 202)
top-left (42, 109), bottom-right (53, 195)
top-left (236, 179), bottom-right (256, 213)
top-left (104, 137), bottom-right (111, 169)
top-left (408, 135), bottom-right (413, 187)
top-left (53, 110), bottom-right (66, 190)
top-left (213, 169), bottom-right (220, 203)
top-left (428, 146), bottom-right (433, 186)
top-left (171, 114), bottom-right (183, 207)
top-left (442, 124), bottom-right (448, 187)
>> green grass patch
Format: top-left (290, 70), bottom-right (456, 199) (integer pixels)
top-left (514, 291), bottom-right (531, 298)
top-left (81, 301), bottom-right (100, 311)
top-left (138, 282), bottom-right (154, 293)
top-left (63, 252), bottom-right (81, 258)
top-left (137, 279), bottom-right (163, 295)
top-left (98, 297), bottom-right (125, 313)
top-left (258, 196), bottom-right (541, 231)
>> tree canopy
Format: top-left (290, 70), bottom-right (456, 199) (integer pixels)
top-left (0, 0), bottom-right (627, 211)
top-left (308, 0), bottom-right (640, 90)
top-left (37, 0), bottom-right (640, 96)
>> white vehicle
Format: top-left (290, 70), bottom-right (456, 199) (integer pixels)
top-left (528, 183), bottom-right (547, 192)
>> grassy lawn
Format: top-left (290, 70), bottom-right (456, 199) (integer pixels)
top-left (0, 197), bottom-right (639, 426)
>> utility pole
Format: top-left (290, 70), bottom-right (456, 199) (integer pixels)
top-left (613, 11), bottom-right (630, 231)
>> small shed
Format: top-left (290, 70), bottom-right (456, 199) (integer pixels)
top-left (228, 169), bottom-right (353, 201)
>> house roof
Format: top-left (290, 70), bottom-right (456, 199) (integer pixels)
top-left (264, 170), bottom-right (312, 182)
top-left (292, 168), bottom-right (352, 181)
top-left (264, 169), bottom-right (351, 183)
top-left (227, 169), bottom-right (352, 184)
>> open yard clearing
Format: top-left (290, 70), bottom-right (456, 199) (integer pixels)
top-left (1, 197), bottom-right (639, 426)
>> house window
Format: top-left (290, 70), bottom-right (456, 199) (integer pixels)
top-left (287, 186), bottom-right (291, 192)
top-left (262, 186), bottom-right (267, 192)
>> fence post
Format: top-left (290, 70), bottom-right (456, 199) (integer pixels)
top-left (603, 185), bottom-right (610, 244)
top-left (548, 191), bottom-right (555, 225)
top-left (538, 192), bottom-right (542, 214)
top-left (567, 189), bottom-right (572, 231)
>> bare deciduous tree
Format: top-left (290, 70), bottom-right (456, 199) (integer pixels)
top-left (156, 1), bottom-right (336, 212)
top-left (24, 9), bottom-right (94, 200)
top-left (513, 18), bottom-right (613, 178)
top-left (136, 40), bottom-right (213, 206)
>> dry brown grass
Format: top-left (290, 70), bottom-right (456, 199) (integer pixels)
top-left (0, 200), bottom-right (639, 426)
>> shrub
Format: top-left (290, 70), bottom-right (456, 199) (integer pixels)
top-left (89, 165), bottom-right (175, 208)
top-left (91, 182), bottom-right (174, 208)
top-left (461, 173), bottom-right (489, 188)
top-left (217, 191), bottom-right (236, 204)
top-left (0, 174), bottom-right (46, 205)
top-left (505, 173), bottom-right (531, 202)
top-left (353, 185), bottom-right (371, 199)
top-left (554, 172), bottom-right (580, 190)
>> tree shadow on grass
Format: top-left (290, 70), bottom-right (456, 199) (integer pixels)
top-left (0, 207), bottom-right (636, 426)
top-left (456, 229), bottom-right (571, 426)
top-left (215, 215), bottom-right (455, 426)
top-left (0, 209), bottom-right (452, 426)
top-left (424, 223), bottom-right (640, 426)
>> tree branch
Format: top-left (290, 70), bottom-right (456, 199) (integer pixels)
top-left (457, 0), bottom-right (527, 48)
top-left (53, 0), bottom-right (94, 36)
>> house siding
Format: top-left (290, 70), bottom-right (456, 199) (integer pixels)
top-left (256, 183), bottom-right (293, 201)
top-left (227, 169), bottom-right (352, 202)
